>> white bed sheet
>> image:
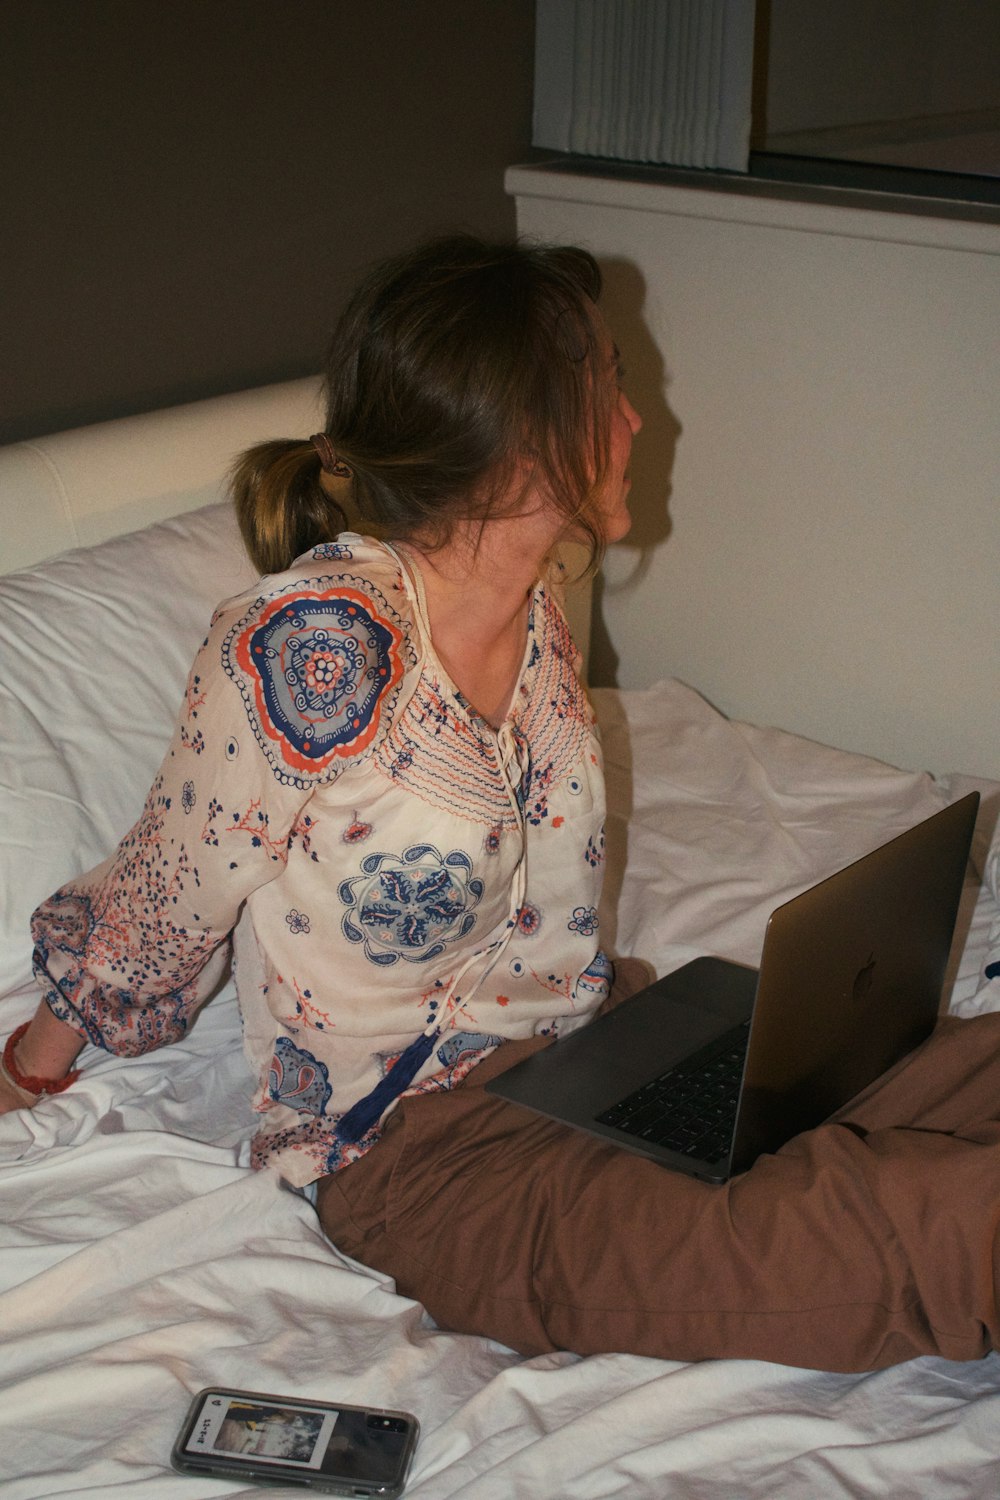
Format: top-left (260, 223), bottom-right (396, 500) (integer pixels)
top-left (4, 978), bottom-right (1000, 1500)
top-left (3, 503), bottom-right (1000, 1497)
top-left (3, 678), bottom-right (1000, 1498)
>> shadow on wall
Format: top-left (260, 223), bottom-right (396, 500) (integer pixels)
top-left (591, 257), bottom-right (681, 687)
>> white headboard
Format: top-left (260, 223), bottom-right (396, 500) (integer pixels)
top-left (0, 379), bottom-right (324, 574)
top-left (0, 376), bottom-right (594, 669)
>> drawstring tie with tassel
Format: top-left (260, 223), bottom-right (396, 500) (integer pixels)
top-left (334, 1028), bottom-right (441, 1143)
top-left (333, 907), bottom-right (523, 1143)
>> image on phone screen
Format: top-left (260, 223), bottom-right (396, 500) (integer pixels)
top-left (172, 1387), bottom-right (418, 1496)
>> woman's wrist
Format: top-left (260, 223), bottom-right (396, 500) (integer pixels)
top-left (3, 1003), bottom-right (85, 1099)
top-left (0, 1042), bottom-right (43, 1105)
top-left (2, 1023), bottom-right (80, 1098)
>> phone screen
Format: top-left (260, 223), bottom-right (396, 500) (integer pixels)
top-left (173, 1388), bottom-right (417, 1494)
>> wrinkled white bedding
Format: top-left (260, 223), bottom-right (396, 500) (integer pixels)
top-left (3, 877), bottom-right (999, 1497)
top-left (3, 508), bottom-right (1000, 1498)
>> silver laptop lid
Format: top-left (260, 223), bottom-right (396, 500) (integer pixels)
top-left (730, 791), bottom-right (979, 1171)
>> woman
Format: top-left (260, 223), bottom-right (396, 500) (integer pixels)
top-left (1, 235), bottom-right (639, 1178)
top-left (3, 236), bottom-right (1000, 1372)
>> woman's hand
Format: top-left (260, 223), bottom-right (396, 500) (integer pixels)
top-left (0, 1067), bottom-right (37, 1113)
top-left (0, 1002), bottom-right (85, 1114)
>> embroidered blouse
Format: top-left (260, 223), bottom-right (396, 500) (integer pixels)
top-left (30, 535), bottom-right (609, 1185)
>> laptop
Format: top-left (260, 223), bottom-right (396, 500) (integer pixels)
top-left (487, 792), bottom-right (979, 1183)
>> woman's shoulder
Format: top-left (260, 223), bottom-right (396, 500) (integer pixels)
top-left (532, 573), bottom-right (584, 681)
top-left (212, 533), bottom-right (415, 631)
top-left (194, 534), bottom-right (421, 790)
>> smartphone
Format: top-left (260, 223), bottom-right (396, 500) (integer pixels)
top-left (171, 1386), bottom-right (419, 1497)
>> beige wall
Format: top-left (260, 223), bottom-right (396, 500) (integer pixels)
top-left (511, 166), bottom-right (1000, 779)
top-left (1, 0), bottom-right (535, 442)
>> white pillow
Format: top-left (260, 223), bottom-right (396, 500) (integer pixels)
top-left (0, 503), bottom-right (257, 998)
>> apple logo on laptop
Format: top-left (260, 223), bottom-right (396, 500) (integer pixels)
top-left (852, 951), bottom-right (877, 1002)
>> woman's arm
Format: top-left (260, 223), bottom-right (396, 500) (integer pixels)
top-left (0, 1001), bottom-right (84, 1113)
top-left (8, 588), bottom-right (315, 1108)
top-left (7, 563), bottom-right (410, 1114)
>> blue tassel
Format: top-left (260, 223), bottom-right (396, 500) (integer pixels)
top-left (335, 1028), bottom-right (440, 1143)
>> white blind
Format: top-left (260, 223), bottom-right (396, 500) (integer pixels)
top-left (534, 0), bottom-right (756, 172)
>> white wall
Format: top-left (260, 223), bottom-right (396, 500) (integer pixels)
top-left (510, 165), bottom-right (1000, 779)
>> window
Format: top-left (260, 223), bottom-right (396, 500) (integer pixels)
top-left (533, 0), bottom-right (1000, 209)
top-left (758, 0), bottom-right (1000, 182)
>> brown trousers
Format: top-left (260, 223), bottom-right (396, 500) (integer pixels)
top-left (318, 968), bottom-right (1000, 1372)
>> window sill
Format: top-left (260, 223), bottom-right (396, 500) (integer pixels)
top-left (507, 154), bottom-right (1000, 254)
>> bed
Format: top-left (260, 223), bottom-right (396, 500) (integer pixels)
top-left (2, 380), bottom-right (999, 1499)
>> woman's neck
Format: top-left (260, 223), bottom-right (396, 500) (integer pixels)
top-left (400, 514), bottom-right (555, 729)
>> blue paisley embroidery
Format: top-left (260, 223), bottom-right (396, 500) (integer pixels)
top-left (267, 1036), bottom-right (332, 1115)
top-left (435, 1031), bottom-right (504, 1069)
top-left (574, 948), bottom-right (614, 1004)
top-left (338, 843), bottom-right (483, 965)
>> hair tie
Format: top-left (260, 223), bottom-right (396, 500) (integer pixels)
top-left (310, 433), bottom-right (353, 478)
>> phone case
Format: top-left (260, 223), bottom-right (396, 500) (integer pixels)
top-left (171, 1386), bottom-right (419, 1497)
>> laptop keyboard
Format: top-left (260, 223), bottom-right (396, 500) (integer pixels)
top-left (595, 1019), bottom-right (751, 1165)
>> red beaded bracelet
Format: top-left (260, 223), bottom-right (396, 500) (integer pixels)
top-left (2, 1022), bottom-right (80, 1096)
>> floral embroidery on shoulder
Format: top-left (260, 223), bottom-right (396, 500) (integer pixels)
top-left (289, 812), bottom-right (320, 862)
top-left (222, 574), bottom-right (416, 789)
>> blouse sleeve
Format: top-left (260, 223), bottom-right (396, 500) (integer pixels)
top-left (30, 566), bottom-right (413, 1055)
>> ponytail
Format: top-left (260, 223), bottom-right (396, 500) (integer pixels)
top-left (229, 439), bottom-right (349, 575)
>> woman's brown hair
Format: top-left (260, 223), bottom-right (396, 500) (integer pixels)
top-left (231, 235), bottom-right (614, 575)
